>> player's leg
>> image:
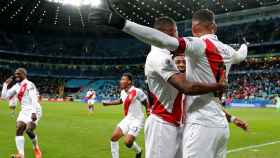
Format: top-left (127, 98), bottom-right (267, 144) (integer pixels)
top-left (26, 122), bottom-right (42, 158)
top-left (182, 123), bottom-right (229, 158)
top-left (215, 126), bottom-right (230, 158)
top-left (13, 121), bottom-right (27, 158)
top-left (88, 104), bottom-right (93, 112)
top-left (145, 115), bottom-right (179, 158)
top-left (125, 123), bottom-right (142, 158)
top-left (110, 127), bottom-right (124, 158)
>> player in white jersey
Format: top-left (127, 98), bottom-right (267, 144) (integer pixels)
top-left (86, 89), bottom-right (96, 113)
top-left (103, 73), bottom-right (150, 158)
top-left (89, 12), bottom-right (226, 158)
top-left (88, 7), bottom-right (248, 158)
top-left (1, 68), bottom-right (42, 158)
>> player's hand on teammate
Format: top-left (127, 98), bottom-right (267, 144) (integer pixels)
top-left (31, 113), bottom-right (37, 122)
top-left (232, 117), bottom-right (248, 131)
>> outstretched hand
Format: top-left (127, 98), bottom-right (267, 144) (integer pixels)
top-left (233, 117), bottom-right (248, 131)
top-left (88, 1), bottom-right (126, 29)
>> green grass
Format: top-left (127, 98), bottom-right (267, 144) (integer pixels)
top-left (0, 101), bottom-right (280, 158)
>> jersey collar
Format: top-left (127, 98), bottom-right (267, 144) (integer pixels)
top-left (128, 86), bottom-right (135, 93)
top-left (20, 79), bottom-right (28, 86)
top-left (201, 34), bottom-right (218, 40)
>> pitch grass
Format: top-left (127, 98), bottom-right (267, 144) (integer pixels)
top-left (0, 101), bottom-right (280, 158)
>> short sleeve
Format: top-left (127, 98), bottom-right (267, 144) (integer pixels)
top-left (231, 44), bottom-right (247, 64)
top-left (136, 89), bottom-right (147, 102)
top-left (155, 56), bottom-right (179, 81)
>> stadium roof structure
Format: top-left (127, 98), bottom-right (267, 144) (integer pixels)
top-left (0, 0), bottom-right (279, 34)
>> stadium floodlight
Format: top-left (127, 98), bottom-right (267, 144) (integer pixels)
top-left (47, 0), bottom-right (102, 7)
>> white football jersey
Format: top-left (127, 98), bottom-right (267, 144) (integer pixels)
top-left (2, 79), bottom-right (42, 113)
top-left (86, 90), bottom-right (96, 99)
top-left (120, 86), bottom-right (147, 120)
top-left (178, 34), bottom-right (247, 127)
top-left (145, 46), bottom-right (186, 126)
top-left (8, 94), bottom-right (17, 107)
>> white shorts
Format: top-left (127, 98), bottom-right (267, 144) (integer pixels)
top-left (17, 109), bottom-right (42, 125)
top-left (183, 123), bottom-right (230, 158)
top-left (145, 114), bottom-right (182, 158)
top-left (117, 117), bottom-right (144, 137)
top-left (87, 99), bottom-right (96, 105)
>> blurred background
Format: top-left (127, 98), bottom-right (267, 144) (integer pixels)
top-left (0, 0), bottom-right (279, 107)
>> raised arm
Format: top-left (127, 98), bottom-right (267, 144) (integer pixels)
top-left (123, 21), bottom-right (179, 50)
top-left (88, 9), bottom-right (179, 51)
top-left (1, 77), bottom-right (17, 100)
top-left (232, 44), bottom-right (248, 64)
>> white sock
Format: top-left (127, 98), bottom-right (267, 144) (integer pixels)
top-left (31, 135), bottom-right (38, 148)
top-left (15, 136), bottom-right (25, 156)
top-left (131, 142), bottom-right (141, 154)
top-left (110, 141), bottom-right (119, 158)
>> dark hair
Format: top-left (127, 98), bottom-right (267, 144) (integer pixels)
top-left (122, 73), bottom-right (133, 82)
top-left (16, 67), bottom-right (27, 76)
top-left (192, 9), bottom-right (215, 23)
top-left (153, 16), bottom-right (176, 30)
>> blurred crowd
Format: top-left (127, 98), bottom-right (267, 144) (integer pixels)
top-left (1, 55), bottom-right (279, 100)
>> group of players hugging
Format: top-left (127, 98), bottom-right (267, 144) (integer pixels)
top-left (1, 6), bottom-right (250, 158)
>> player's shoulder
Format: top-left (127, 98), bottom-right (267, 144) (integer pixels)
top-left (148, 46), bottom-right (172, 62)
top-left (26, 80), bottom-right (36, 89)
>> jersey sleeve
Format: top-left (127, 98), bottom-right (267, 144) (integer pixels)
top-left (154, 56), bottom-right (180, 81)
top-left (178, 37), bottom-right (206, 58)
top-left (136, 89), bottom-right (147, 102)
top-left (231, 44), bottom-right (248, 64)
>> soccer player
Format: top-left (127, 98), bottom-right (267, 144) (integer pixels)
top-left (1, 68), bottom-right (42, 158)
top-left (90, 14), bottom-right (225, 158)
top-left (86, 89), bottom-right (96, 113)
top-left (89, 7), bottom-right (247, 158)
top-left (102, 73), bottom-right (149, 158)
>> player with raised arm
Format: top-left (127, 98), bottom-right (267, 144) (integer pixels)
top-left (103, 73), bottom-right (150, 158)
top-left (89, 6), bottom-right (247, 158)
top-left (90, 12), bottom-right (226, 158)
top-left (1, 68), bottom-right (42, 158)
top-left (86, 89), bottom-right (96, 113)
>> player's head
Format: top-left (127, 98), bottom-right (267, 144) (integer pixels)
top-left (120, 73), bottom-right (133, 89)
top-left (153, 16), bottom-right (178, 37)
top-left (192, 9), bottom-right (217, 37)
top-left (174, 55), bottom-right (186, 73)
top-left (14, 68), bottom-right (27, 82)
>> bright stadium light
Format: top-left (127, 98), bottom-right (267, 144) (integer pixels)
top-left (47, 0), bottom-right (102, 7)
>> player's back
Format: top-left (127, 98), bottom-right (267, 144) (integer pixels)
top-left (184, 34), bottom-right (247, 127)
top-left (145, 46), bottom-right (185, 126)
